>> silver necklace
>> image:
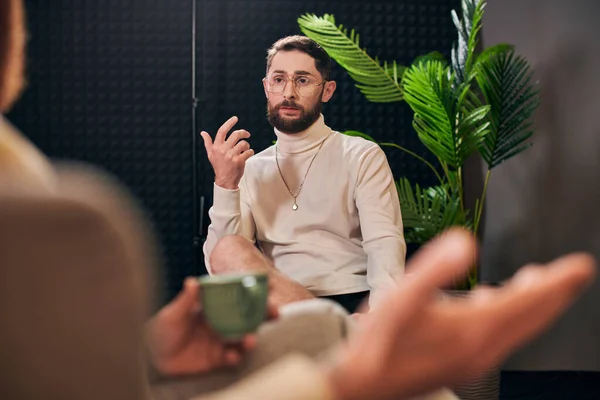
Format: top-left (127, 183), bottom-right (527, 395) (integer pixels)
top-left (275, 136), bottom-right (328, 211)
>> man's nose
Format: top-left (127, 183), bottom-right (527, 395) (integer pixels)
top-left (283, 79), bottom-right (297, 99)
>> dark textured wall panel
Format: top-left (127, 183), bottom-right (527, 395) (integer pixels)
top-left (8, 0), bottom-right (194, 301)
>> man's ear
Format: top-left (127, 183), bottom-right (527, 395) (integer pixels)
top-left (321, 81), bottom-right (337, 103)
top-left (262, 78), bottom-right (269, 98)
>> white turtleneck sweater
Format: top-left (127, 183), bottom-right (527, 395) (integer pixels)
top-left (203, 115), bottom-right (406, 307)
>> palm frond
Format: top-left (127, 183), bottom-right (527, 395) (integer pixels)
top-left (410, 51), bottom-right (447, 68)
top-left (451, 0), bottom-right (485, 84)
top-left (402, 60), bottom-right (489, 169)
top-left (397, 178), bottom-right (467, 244)
top-left (476, 48), bottom-right (540, 168)
top-left (298, 13), bottom-right (405, 103)
top-left (476, 42), bottom-right (514, 64)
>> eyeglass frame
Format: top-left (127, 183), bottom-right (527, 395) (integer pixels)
top-left (262, 73), bottom-right (328, 96)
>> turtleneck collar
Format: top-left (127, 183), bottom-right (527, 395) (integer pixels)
top-left (274, 114), bottom-right (331, 154)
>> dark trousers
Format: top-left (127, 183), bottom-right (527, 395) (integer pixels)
top-left (321, 291), bottom-right (370, 314)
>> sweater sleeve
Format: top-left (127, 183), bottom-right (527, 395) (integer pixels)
top-left (202, 176), bottom-right (256, 273)
top-left (354, 146), bottom-right (406, 308)
top-left (191, 355), bottom-right (336, 400)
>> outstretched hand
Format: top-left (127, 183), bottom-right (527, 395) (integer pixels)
top-left (325, 228), bottom-right (596, 400)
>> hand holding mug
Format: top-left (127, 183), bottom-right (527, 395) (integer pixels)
top-left (145, 275), bottom-right (275, 377)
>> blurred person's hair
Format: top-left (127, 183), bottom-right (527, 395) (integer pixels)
top-left (0, 0), bottom-right (26, 112)
top-left (0, 0), bottom-right (53, 188)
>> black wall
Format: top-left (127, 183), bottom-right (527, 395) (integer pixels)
top-left (8, 0), bottom-right (194, 301)
top-left (7, 0), bottom-right (459, 301)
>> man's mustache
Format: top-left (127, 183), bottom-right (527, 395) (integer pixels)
top-left (274, 100), bottom-right (303, 111)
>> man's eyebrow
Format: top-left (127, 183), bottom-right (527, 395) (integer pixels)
top-left (270, 70), bottom-right (315, 76)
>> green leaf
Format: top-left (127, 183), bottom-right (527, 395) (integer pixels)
top-left (298, 13), bottom-right (405, 103)
top-left (402, 60), bottom-right (489, 169)
top-left (411, 51), bottom-right (447, 68)
top-left (451, 0), bottom-right (486, 84)
top-left (476, 43), bottom-right (514, 64)
top-left (476, 48), bottom-right (540, 168)
top-left (397, 178), bottom-right (468, 244)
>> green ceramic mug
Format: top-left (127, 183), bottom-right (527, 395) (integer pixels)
top-left (198, 272), bottom-right (269, 341)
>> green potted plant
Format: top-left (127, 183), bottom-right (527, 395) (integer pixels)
top-left (298, 0), bottom-right (540, 291)
top-left (299, 3), bottom-right (540, 397)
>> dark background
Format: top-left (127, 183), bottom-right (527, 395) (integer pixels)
top-left (6, 1), bottom-right (600, 398)
top-left (8, 0), bottom-right (195, 300)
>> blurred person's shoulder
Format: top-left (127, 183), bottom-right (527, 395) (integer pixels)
top-left (0, 116), bottom-right (56, 190)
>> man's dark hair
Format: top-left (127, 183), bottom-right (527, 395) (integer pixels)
top-left (266, 35), bottom-right (331, 80)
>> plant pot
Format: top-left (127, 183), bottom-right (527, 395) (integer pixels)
top-left (444, 290), bottom-right (501, 400)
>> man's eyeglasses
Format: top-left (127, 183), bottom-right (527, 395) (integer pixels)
top-left (263, 74), bottom-right (326, 96)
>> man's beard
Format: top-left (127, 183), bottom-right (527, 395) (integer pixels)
top-left (267, 99), bottom-right (322, 134)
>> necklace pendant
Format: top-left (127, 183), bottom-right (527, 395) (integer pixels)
top-left (292, 203), bottom-right (298, 211)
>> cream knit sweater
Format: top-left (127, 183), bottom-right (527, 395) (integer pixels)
top-left (203, 115), bottom-right (406, 307)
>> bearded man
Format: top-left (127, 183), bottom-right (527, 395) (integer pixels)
top-left (201, 36), bottom-right (406, 313)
